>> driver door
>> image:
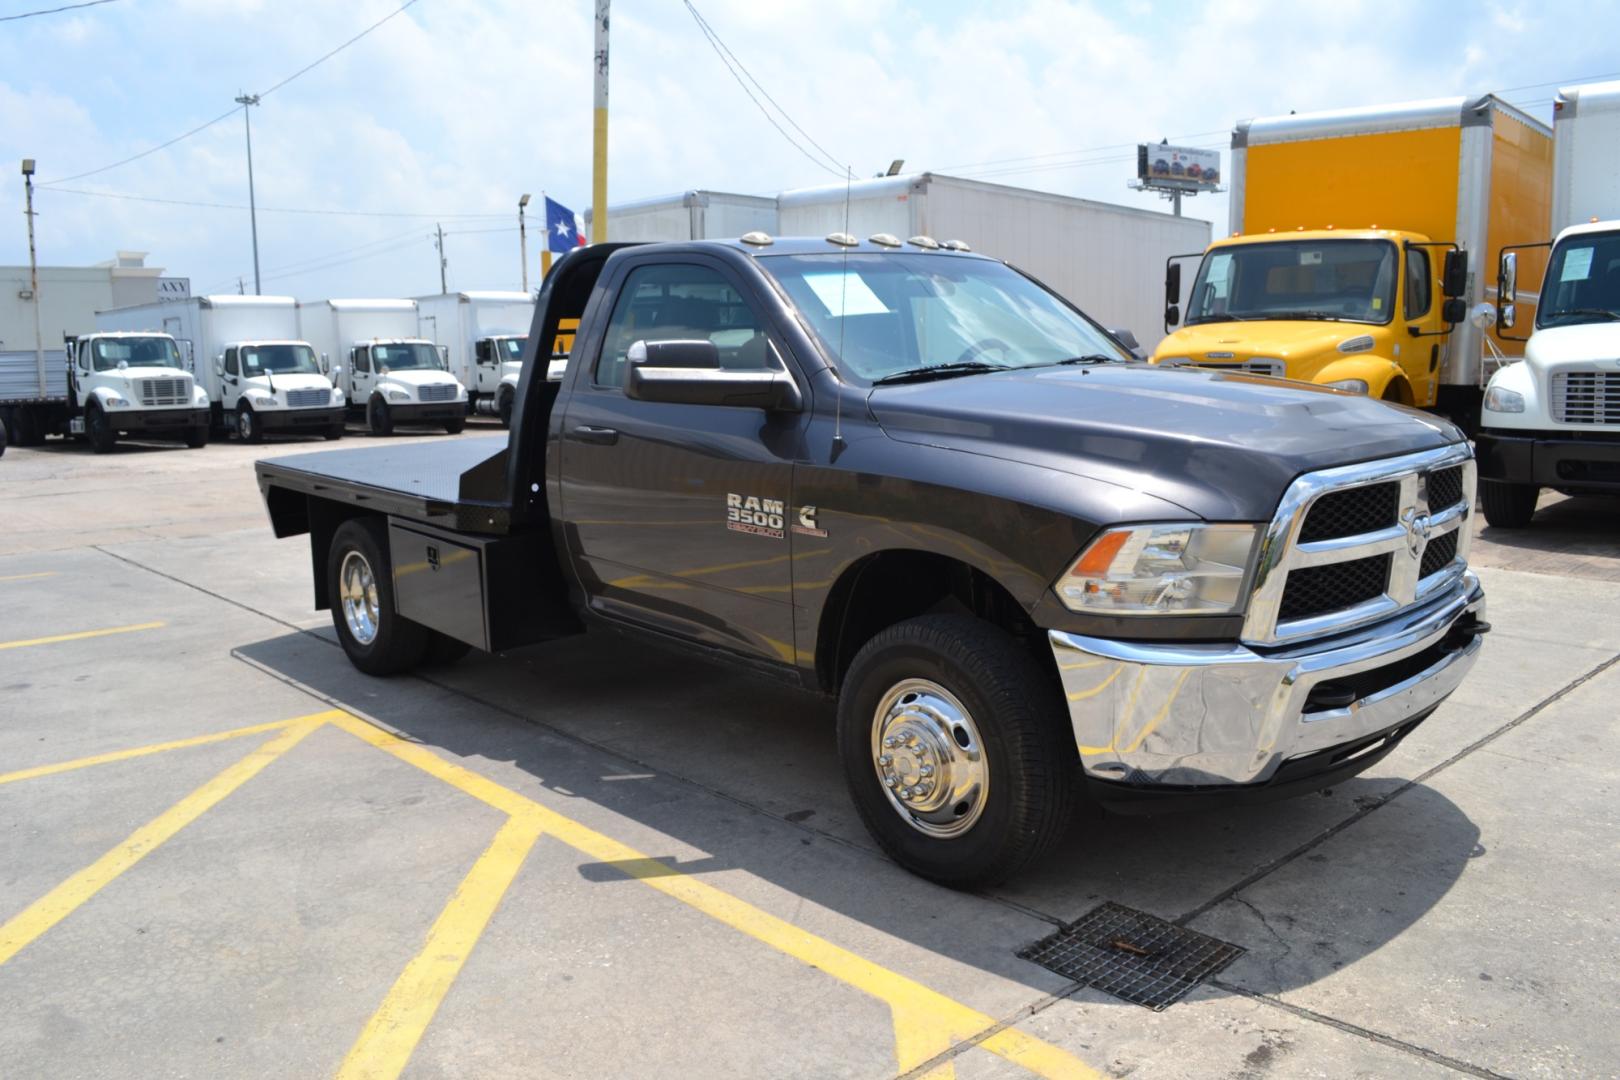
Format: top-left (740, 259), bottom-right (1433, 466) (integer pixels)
top-left (349, 345), bottom-right (375, 402)
top-left (220, 348), bottom-right (243, 411)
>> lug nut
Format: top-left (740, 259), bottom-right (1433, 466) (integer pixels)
top-left (883, 736), bottom-right (898, 748)
top-left (884, 776), bottom-right (897, 788)
top-left (877, 754), bottom-right (892, 766)
top-left (920, 764), bottom-right (934, 776)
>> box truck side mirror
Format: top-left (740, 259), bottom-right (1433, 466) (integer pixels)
top-left (320, 351), bottom-right (330, 374)
top-left (213, 355), bottom-right (224, 377)
top-left (439, 346), bottom-right (450, 370)
top-left (1165, 262), bottom-right (1182, 307)
top-left (1442, 249), bottom-right (1468, 299)
top-left (1497, 252), bottom-right (1518, 329)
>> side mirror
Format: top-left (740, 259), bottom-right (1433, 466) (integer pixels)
top-left (1165, 263), bottom-right (1182, 307)
top-left (625, 339), bottom-right (802, 411)
top-left (213, 356), bottom-right (224, 377)
top-left (1109, 327), bottom-right (1144, 359)
top-left (438, 346), bottom-right (450, 370)
top-left (330, 365), bottom-right (344, 384)
top-left (1442, 249), bottom-right (1468, 298)
top-left (320, 352), bottom-right (330, 374)
top-left (1497, 251), bottom-right (1518, 329)
top-left (1164, 303), bottom-right (1180, 328)
top-left (1442, 297), bottom-right (1468, 324)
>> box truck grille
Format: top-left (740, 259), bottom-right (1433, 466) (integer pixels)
top-left (1551, 371), bottom-right (1620, 424)
top-left (286, 388), bottom-right (330, 408)
top-left (1198, 359), bottom-right (1285, 378)
top-left (138, 377), bottom-right (190, 406)
top-left (1297, 482), bottom-right (1400, 542)
top-left (418, 383), bottom-right (459, 403)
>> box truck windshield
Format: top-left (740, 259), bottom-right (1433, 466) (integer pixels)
top-left (92, 337), bottom-right (182, 370)
top-left (372, 343), bottom-right (440, 371)
top-left (1187, 240), bottom-right (1398, 326)
top-left (497, 337), bottom-right (526, 360)
top-left (242, 344), bottom-right (321, 375)
top-left (758, 253), bottom-right (1128, 381)
top-left (1536, 233), bottom-right (1620, 328)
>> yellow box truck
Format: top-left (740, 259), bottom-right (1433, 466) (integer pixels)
top-left (1152, 95), bottom-right (1552, 430)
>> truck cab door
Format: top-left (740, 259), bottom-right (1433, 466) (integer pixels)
top-left (1402, 247), bottom-right (1441, 406)
top-left (350, 345), bottom-right (374, 401)
top-left (220, 348), bottom-right (241, 410)
top-left (558, 257), bottom-right (810, 667)
top-left (474, 338), bottom-right (494, 394)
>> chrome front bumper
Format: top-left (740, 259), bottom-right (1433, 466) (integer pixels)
top-left (1049, 572), bottom-right (1485, 788)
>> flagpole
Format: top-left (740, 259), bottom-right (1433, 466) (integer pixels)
top-left (592, 0), bottom-right (609, 243)
top-left (540, 190), bottom-right (554, 280)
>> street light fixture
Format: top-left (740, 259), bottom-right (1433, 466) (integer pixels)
top-left (21, 158), bottom-right (44, 393)
top-left (518, 193), bottom-right (532, 293)
top-left (235, 93), bottom-right (262, 294)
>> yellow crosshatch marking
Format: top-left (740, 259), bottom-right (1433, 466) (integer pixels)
top-left (0, 708), bottom-right (1099, 1080)
top-left (0, 571), bottom-right (59, 583)
top-left (0, 621), bottom-right (165, 651)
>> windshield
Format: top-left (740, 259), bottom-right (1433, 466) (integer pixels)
top-left (1536, 231), bottom-right (1620, 328)
top-left (371, 342), bottom-right (442, 371)
top-left (241, 343), bottom-right (321, 375)
top-left (1187, 239), bottom-right (1397, 325)
top-left (90, 336), bottom-right (182, 371)
top-left (498, 337), bottom-right (526, 360)
top-left (758, 253), bottom-right (1130, 382)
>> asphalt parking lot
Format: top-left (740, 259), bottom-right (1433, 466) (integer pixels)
top-left (3, 426), bottom-right (1618, 1079)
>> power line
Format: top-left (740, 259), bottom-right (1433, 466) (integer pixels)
top-left (681, 0), bottom-right (846, 178)
top-left (936, 130), bottom-right (1230, 174)
top-left (45, 186), bottom-right (507, 220)
top-left (38, 0), bottom-right (423, 187)
top-left (0, 0), bottom-right (120, 22)
top-left (261, 234), bottom-right (430, 284)
top-left (1497, 71), bottom-right (1620, 95)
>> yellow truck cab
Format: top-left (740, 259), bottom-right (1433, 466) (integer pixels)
top-left (1153, 94), bottom-right (1552, 431)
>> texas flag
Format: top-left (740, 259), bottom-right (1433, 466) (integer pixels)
top-left (544, 196), bottom-right (586, 252)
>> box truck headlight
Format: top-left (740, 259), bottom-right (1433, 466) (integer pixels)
top-left (249, 394), bottom-right (277, 408)
top-left (103, 394), bottom-right (130, 408)
top-left (1057, 523), bottom-right (1256, 615)
top-left (387, 388), bottom-right (411, 402)
top-left (1484, 385), bottom-right (1525, 413)
top-left (1323, 378), bottom-right (1369, 394)
top-left (331, 388), bottom-right (345, 404)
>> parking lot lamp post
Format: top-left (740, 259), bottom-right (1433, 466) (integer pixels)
top-left (518, 194), bottom-right (531, 292)
top-left (235, 94), bottom-right (262, 294)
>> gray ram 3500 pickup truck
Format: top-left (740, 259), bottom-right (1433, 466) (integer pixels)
top-left (258, 236), bottom-right (1488, 887)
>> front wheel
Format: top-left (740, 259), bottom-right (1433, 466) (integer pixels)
top-left (86, 404), bottom-right (117, 454)
top-left (184, 425), bottom-right (209, 448)
top-left (837, 614), bottom-right (1079, 888)
top-left (235, 406), bottom-right (263, 444)
top-left (324, 424), bottom-right (345, 441)
top-left (326, 517), bottom-right (429, 675)
top-left (367, 397), bottom-right (393, 437)
top-left (443, 418), bottom-right (465, 435)
top-left (498, 391), bottom-right (513, 429)
top-left (1481, 478), bottom-right (1539, 528)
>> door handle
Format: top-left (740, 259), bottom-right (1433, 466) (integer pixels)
top-left (570, 424), bottom-right (619, 445)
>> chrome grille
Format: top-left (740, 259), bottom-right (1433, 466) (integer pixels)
top-left (1551, 371), bottom-right (1620, 424)
top-left (138, 376), bottom-right (190, 406)
top-left (286, 387), bottom-right (330, 408)
top-left (418, 383), bottom-right (459, 403)
top-left (1244, 445), bottom-right (1475, 645)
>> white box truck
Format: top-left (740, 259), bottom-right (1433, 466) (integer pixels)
top-left (583, 190), bottom-right (778, 242)
top-left (298, 299), bottom-right (467, 437)
top-left (777, 172), bottom-right (1210, 352)
top-left (415, 291), bottom-right (533, 427)
top-left (0, 331), bottom-right (209, 453)
top-left (97, 295), bottom-right (345, 442)
top-left (1479, 79), bottom-right (1620, 526)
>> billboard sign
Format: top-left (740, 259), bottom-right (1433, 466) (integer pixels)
top-left (1137, 144), bottom-right (1221, 191)
top-left (157, 277), bottom-right (191, 300)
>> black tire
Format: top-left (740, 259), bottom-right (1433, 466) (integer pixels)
top-left (367, 396), bottom-right (393, 437)
top-left (1480, 479), bottom-right (1539, 528)
top-left (422, 632), bottom-right (472, 667)
top-left (86, 403), bottom-right (118, 454)
top-left (184, 425), bottom-right (209, 449)
top-left (235, 406), bottom-right (263, 444)
top-left (326, 517), bottom-right (430, 676)
top-left (443, 418), bottom-right (466, 435)
top-left (836, 614), bottom-right (1079, 888)
top-left (324, 424), bottom-right (345, 441)
top-left (498, 391), bottom-right (513, 429)
top-left (0, 411), bottom-right (7, 458)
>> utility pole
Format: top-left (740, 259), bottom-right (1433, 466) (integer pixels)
top-left (592, 0), bottom-right (609, 243)
top-left (237, 276), bottom-right (245, 295)
top-left (21, 159), bottom-right (44, 394)
top-left (518, 193), bottom-right (531, 292)
top-left (235, 93), bottom-right (262, 294)
top-left (434, 223), bottom-right (448, 294)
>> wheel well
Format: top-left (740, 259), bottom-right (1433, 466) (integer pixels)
top-left (306, 498), bottom-right (380, 610)
top-left (1381, 376), bottom-right (1414, 405)
top-left (815, 550), bottom-right (1042, 694)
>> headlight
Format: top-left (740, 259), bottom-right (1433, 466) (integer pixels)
top-left (249, 394), bottom-right (276, 408)
top-left (1157, 356), bottom-right (1192, 367)
top-left (1058, 523), bottom-right (1257, 615)
top-left (331, 388), bottom-right (345, 404)
top-left (1322, 378), bottom-right (1369, 394)
top-left (387, 389), bottom-right (411, 402)
top-left (1483, 385), bottom-right (1525, 413)
top-left (103, 394), bottom-right (129, 408)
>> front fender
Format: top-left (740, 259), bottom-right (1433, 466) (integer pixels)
top-left (87, 385), bottom-right (131, 410)
top-left (1306, 356), bottom-right (1401, 396)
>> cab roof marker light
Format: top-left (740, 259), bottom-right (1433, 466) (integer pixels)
top-left (868, 233), bottom-right (902, 248)
top-left (826, 232), bottom-right (859, 247)
top-left (942, 239), bottom-right (972, 252)
top-left (907, 235), bottom-right (940, 249)
top-left (739, 231), bottom-right (774, 246)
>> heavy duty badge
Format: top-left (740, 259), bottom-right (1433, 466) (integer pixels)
top-left (726, 493), bottom-right (784, 538)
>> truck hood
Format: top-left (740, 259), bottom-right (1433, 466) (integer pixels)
top-left (102, 365), bottom-right (189, 381)
top-left (1524, 321), bottom-right (1620, 366)
top-left (244, 372), bottom-right (331, 392)
top-left (868, 364), bottom-right (1461, 521)
top-left (379, 368), bottom-right (459, 388)
top-left (1154, 320), bottom-right (1377, 368)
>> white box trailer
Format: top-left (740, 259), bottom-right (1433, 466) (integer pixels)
top-left (777, 172), bottom-right (1210, 351)
top-left (1551, 79), bottom-right (1620, 231)
top-left (298, 298), bottom-right (467, 436)
top-left (415, 290), bottom-right (533, 424)
top-left (583, 190), bottom-right (779, 242)
top-left (98, 295), bottom-right (343, 441)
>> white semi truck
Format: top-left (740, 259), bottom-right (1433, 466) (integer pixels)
top-left (97, 295), bottom-right (346, 443)
top-left (0, 333), bottom-right (209, 453)
top-left (414, 291), bottom-right (532, 427)
top-left (297, 299), bottom-right (468, 437)
top-left (1480, 79), bottom-right (1620, 526)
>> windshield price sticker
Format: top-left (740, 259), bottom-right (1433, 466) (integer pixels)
top-left (1561, 247), bottom-right (1594, 282)
top-left (803, 271), bottom-right (890, 317)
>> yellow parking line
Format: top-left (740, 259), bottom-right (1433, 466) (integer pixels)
top-left (330, 713), bottom-right (1098, 1079)
top-left (0, 571), bottom-right (58, 583)
top-left (0, 715), bottom-right (334, 787)
top-left (337, 813), bottom-right (546, 1080)
top-left (0, 716), bottom-right (323, 968)
top-left (0, 621), bottom-right (165, 652)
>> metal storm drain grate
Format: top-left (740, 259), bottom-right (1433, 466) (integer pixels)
top-left (1018, 902), bottom-right (1244, 1011)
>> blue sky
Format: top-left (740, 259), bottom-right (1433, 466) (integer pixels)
top-left (1, 0), bottom-right (1616, 300)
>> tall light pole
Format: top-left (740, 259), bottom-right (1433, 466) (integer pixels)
top-left (592, 0), bottom-right (609, 243)
top-left (518, 193), bottom-right (531, 292)
top-left (21, 158), bottom-right (44, 394)
top-left (235, 93), bottom-right (262, 294)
